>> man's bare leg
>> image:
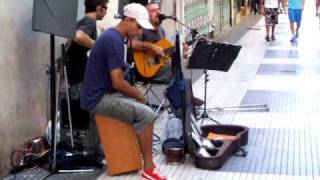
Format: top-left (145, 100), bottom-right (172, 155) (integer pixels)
top-left (271, 25), bottom-right (276, 40)
top-left (290, 23), bottom-right (295, 35)
top-left (137, 123), bottom-right (155, 170)
top-left (265, 18), bottom-right (271, 41)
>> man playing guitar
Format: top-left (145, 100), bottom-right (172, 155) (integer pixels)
top-left (130, 2), bottom-right (204, 106)
top-left (130, 2), bottom-right (170, 83)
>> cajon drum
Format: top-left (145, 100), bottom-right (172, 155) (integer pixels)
top-left (95, 114), bottom-right (142, 176)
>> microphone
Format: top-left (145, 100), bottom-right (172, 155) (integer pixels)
top-left (158, 13), bottom-right (176, 21)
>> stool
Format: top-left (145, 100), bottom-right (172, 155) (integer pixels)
top-left (95, 114), bottom-right (142, 176)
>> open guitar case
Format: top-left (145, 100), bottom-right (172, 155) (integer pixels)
top-left (166, 34), bottom-right (248, 170)
top-left (183, 79), bottom-right (248, 170)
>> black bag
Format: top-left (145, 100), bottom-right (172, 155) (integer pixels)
top-left (166, 34), bottom-right (185, 110)
top-left (166, 77), bottom-right (185, 109)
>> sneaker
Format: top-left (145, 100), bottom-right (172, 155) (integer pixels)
top-left (290, 35), bottom-right (296, 42)
top-left (141, 167), bottom-right (167, 180)
top-left (271, 35), bottom-right (276, 41)
top-left (265, 35), bottom-right (270, 41)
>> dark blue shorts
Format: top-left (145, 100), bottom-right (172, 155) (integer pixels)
top-left (288, 8), bottom-right (302, 23)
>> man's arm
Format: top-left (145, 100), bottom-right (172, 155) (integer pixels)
top-left (131, 39), bottom-right (165, 56)
top-left (73, 30), bottom-right (95, 49)
top-left (110, 68), bottom-right (145, 103)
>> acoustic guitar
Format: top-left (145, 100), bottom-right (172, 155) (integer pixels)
top-left (133, 39), bottom-right (174, 78)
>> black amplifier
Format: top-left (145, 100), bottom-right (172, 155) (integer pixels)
top-left (60, 98), bottom-right (90, 130)
top-left (60, 98), bottom-right (99, 150)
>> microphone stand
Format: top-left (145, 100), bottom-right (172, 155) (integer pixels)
top-left (169, 16), bottom-right (268, 124)
top-left (165, 17), bottom-right (200, 45)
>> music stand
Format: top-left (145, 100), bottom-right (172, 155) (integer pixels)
top-left (188, 40), bottom-right (241, 124)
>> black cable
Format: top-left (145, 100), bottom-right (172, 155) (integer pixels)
top-left (9, 149), bottom-right (26, 180)
top-left (9, 150), bottom-right (18, 180)
top-left (9, 149), bottom-right (42, 180)
top-left (153, 133), bottom-right (161, 149)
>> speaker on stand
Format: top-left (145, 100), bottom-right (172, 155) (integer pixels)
top-left (32, 0), bottom-right (78, 171)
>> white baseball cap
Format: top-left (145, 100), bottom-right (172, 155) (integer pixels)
top-left (123, 3), bottom-right (154, 30)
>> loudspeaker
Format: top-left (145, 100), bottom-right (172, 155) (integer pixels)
top-left (60, 127), bottom-right (99, 152)
top-left (60, 99), bottom-right (90, 130)
top-left (32, 0), bottom-right (78, 37)
top-left (60, 98), bottom-right (99, 151)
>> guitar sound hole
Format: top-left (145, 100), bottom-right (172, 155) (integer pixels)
top-left (154, 56), bottom-right (160, 64)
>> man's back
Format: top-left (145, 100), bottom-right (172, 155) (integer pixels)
top-left (67, 16), bottom-right (97, 85)
top-left (80, 28), bottom-right (126, 111)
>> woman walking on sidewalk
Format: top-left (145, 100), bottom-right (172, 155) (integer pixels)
top-left (260, 0), bottom-right (279, 41)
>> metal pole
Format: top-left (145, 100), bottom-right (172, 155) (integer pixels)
top-left (50, 34), bottom-right (56, 171)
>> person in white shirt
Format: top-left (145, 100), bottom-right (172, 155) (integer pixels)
top-left (260, 0), bottom-right (279, 41)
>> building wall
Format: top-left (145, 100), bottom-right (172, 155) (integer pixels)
top-left (160, 0), bottom-right (176, 41)
top-left (183, 0), bottom-right (232, 37)
top-left (0, 0), bottom-right (83, 177)
top-left (184, 0), bottom-right (214, 36)
top-left (97, 0), bottom-right (120, 34)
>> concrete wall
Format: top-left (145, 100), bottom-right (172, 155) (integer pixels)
top-left (160, 1), bottom-right (176, 42)
top-left (0, 0), bottom-right (76, 177)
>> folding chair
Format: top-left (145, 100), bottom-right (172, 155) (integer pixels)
top-left (134, 69), bottom-right (172, 115)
